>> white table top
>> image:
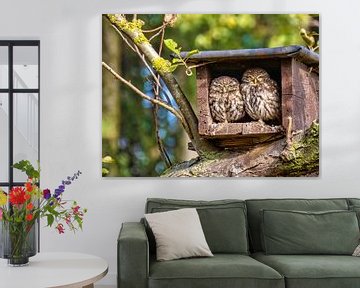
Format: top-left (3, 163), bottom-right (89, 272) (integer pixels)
top-left (0, 252), bottom-right (108, 288)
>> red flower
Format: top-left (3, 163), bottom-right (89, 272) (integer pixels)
top-left (72, 205), bottom-right (80, 215)
top-left (24, 193), bottom-right (31, 200)
top-left (26, 214), bottom-right (33, 221)
top-left (25, 182), bottom-right (33, 192)
top-left (65, 214), bottom-right (71, 225)
top-left (26, 203), bottom-right (34, 210)
top-left (56, 223), bottom-right (65, 234)
top-left (9, 187), bottom-right (26, 205)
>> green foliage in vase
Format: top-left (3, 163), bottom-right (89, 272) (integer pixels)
top-left (0, 161), bottom-right (86, 234)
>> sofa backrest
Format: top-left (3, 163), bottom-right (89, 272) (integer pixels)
top-left (145, 198), bottom-right (249, 254)
top-left (245, 198), bottom-right (350, 252)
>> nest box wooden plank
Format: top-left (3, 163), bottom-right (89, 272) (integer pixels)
top-left (183, 45), bottom-right (319, 148)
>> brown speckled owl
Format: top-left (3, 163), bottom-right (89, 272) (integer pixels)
top-left (240, 68), bottom-right (281, 124)
top-left (209, 76), bottom-right (245, 123)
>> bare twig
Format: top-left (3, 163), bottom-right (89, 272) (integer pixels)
top-left (102, 61), bottom-right (185, 125)
top-left (149, 29), bottom-right (164, 42)
top-left (143, 24), bottom-right (166, 33)
top-left (152, 25), bottom-right (172, 167)
top-left (111, 25), bottom-right (137, 53)
top-left (156, 27), bottom-right (172, 104)
top-left (134, 45), bottom-right (161, 88)
top-left (188, 61), bottom-right (218, 70)
top-left (110, 23), bottom-right (162, 94)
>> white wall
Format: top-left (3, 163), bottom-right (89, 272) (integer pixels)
top-left (1, 0), bottom-right (360, 286)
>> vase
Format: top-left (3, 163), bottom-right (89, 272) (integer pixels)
top-left (0, 220), bottom-right (37, 266)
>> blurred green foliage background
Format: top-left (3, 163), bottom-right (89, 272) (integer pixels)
top-left (102, 14), bottom-right (318, 177)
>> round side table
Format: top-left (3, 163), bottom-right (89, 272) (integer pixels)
top-left (0, 252), bottom-right (108, 288)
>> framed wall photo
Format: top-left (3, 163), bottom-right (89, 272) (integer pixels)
top-left (102, 14), bottom-right (319, 178)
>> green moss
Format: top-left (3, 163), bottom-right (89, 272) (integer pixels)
top-left (107, 14), bottom-right (144, 31)
top-left (107, 14), bottom-right (127, 29)
top-left (151, 57), bottom-right (172, 73)
top-left (134, 33), bottom-right (148, 44)
top-left (200, 150), bottom-right (225, 160)
top-left (279, 122), bottom-right (319, 176)
top-left (106, 15), bottom-right (149, 45)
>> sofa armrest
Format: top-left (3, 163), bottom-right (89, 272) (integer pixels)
top-left (118, 222), bottom-right (149, 288)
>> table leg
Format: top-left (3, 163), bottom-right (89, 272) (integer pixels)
top-left (82, 284), bottom-right (94, 288)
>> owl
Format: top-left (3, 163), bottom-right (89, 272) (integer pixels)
top-left (240, 68), bottom-right (281, 124)
top-left (208, 76), bottom-right (245, 123)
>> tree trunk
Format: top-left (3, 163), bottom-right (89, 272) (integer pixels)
top-left (162, 122), bottom-right (319, 177)
top-left (102, 17), bottom-right (122, 176)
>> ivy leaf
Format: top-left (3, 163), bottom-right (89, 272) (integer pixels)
top-left (164, 39), bottom-right (181, 55)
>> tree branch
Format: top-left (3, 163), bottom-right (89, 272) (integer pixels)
top-left (110, 24), bottom-right (162, 89)
top-left (102, 61), bottom-right (190, 136)
top-left (106, 14), bottom-right (218, 155)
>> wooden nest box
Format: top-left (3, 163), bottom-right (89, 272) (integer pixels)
top-left (183, 45), bottom-right (319, 148)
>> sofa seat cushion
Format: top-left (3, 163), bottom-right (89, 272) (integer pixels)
top-left (252, 252), bottom-right (360, 288)
top-left (149, 254), bottom-right (284, 288)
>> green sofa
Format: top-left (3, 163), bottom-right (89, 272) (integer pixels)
top-left (118, 198), bottom-right (360, 288)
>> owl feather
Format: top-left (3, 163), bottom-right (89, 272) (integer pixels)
top-left (240, 68), bottom-right (281, 123)
top-left (209, 76), bottom-right (245, 123)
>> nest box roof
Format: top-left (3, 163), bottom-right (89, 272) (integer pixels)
top-left (180, 45), bottom-right (319, 67)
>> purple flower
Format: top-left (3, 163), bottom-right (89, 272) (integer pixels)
top-left (43, 189), bottom-right (51, 200)
top-left (54, 188), bottom-right (63, 199)
top-left (53, 171), bottom-right (82, 199)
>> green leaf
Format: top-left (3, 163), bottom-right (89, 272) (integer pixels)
top-left (46, 205), bottom-right (60, 217)
top-left (47, 214), bottom-right (54, 227)
top-left (102, 168), bottom-right (110, 176)
top-left (164, 39), bottom-right (181, 55)
top-left (169, 64), bottom-right (179, 72)
top-left (102, 156), bottom-right (114, 164)
top-left (171, 58), bottom-right (183, 64)
top-left (184, 49), bottom-right (199, 58)
top-left (13, 160), bottom-right (40, 180)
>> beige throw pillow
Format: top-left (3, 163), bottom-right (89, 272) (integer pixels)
top-left (353, 244), bottom-right (360, 256)
top-left (145, 208), bottom-right (213, 261)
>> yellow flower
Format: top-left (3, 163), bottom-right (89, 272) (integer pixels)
top-left (0, 190), bottom-right (7, 206)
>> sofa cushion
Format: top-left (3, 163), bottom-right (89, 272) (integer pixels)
top-left (349, 205), bottom-right (360, 228)
top-left (246, 198), bottom-right (349, 252)
top-left (146, 198), bottom-right (249, 254)
top-left (261, 209), bottom-right (359, 255)
top-left (347, 198), bottom-right (360, 207)
top-left (252, 252), bottom-right (360, 288)
top-left (145, 208), bottom-right (213, 261)
top-left (149, 254), bottom-right (284, 288)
